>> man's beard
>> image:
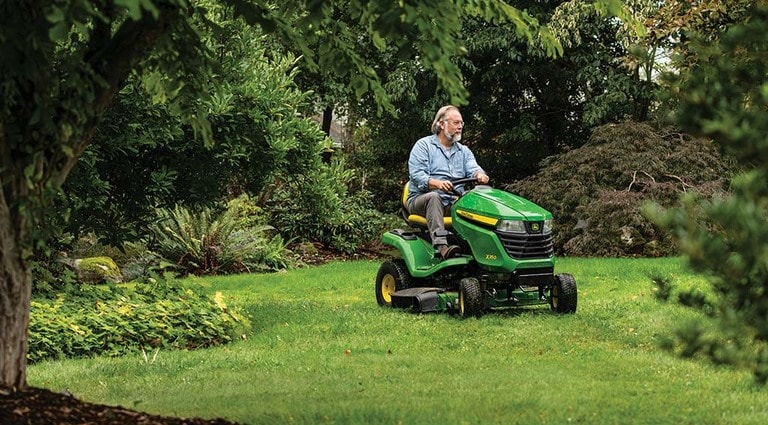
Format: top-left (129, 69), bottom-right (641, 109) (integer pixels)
top-left (443, 127), bottom-right (462, 143)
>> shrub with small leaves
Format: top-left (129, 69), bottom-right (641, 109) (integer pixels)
top-left (266, 157), bottom-right (388, 254)
top-left (28, 279), bottom-right (250, 363)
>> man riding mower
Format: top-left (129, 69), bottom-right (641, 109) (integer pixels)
top-left (375, 177), bottom-right (577, 317)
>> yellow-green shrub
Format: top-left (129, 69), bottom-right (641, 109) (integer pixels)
top-left (28, 280), bottom-right (250, 363)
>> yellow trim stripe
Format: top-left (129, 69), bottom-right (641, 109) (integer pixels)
top-left (408, 215), bottom-right (452, 227)
top-left (402, 182), bottom-right (410, 207)
top-left (456, 209), bottom-right (498, 226)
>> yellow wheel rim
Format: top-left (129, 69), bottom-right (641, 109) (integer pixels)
top-left (381, 274), bottom-right (396, 303)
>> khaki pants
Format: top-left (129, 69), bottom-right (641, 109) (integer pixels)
top-left (407, 191), bottom-right (452, 247)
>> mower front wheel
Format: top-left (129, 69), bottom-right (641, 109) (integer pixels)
top-left (550, 273), bottom-right (577, 314)
top-left (376, 260), bottom-right (412, 307)
top-left (458, 277), bottom-right (484, 317)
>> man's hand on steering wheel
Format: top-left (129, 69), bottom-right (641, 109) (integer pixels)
top-left (475, 172), bottom-right (490, 185)
top-left (429, 178), bottom-right (454, 192)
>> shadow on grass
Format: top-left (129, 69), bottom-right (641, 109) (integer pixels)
top-left (381, 304), bottom-right (562, 319)
top-left (488, 306), bottom-right (557, 318)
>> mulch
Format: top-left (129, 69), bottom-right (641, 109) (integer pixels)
top-left (0, 387), bottom-right (239, 425)
top-left (1, 246), bottom-right (387, 424)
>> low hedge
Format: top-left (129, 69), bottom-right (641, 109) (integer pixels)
top-left (28, 280), bottom-right (250, 363)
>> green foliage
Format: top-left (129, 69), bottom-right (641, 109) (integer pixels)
top-left (149, 197), bottom-right (293, 276)
top-left (1, 1), bottom-right (216, 253)
top-left (345, 123), bottom-right (413, 214)
top-left (28, 279), bottom-right (250, 363)
top-left (58, 18), bottom-right (328, 247)
top-left (651, 0), bottom-right (754, 72)
top-left (230, 0), bottom-right (553, 111)
top-left (509, 121), bottom-right (735, 257)
top-left (31, 238), bottom-right (178, 296)
top-left (649, 1), bottom-right (754, 120)
top-left (464, 0), bottom-right (657, 182)
top-left (650, 5), bottom-right (768, 384)
top-left (266, 157), bottom-right (388, 253)
top-left (115, 245), bottom-right (177, 283)
top-left (29, 256), bottom-right (78, 296)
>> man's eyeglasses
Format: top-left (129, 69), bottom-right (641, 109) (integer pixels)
top-left (444, 119), bottom-right (464, 127)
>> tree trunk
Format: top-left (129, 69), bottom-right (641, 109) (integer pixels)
top-left (321, 105), bottom-right (335, 164)
top-left (321, 105), bottom-right (333, 136)
top-left (0, 189), bottom-right (31, 393)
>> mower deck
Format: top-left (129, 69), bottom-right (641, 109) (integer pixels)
top-left (390, 285), bottom-right (550, 314)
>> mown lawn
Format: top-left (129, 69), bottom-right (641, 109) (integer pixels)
top-left (29, 257), bottom-right (768, 424)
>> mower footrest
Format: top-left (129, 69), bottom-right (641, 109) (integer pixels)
top-left (391, 287), bottom-right (445, 312)
top-left (516, 272), bottom-right (554, 287)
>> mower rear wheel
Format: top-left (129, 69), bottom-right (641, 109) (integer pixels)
top-left (376, 260), bottom-right (412, 307)
top-left (550, 273), bottom-right (577, 314)
top-left (458, 277), bottom-right (483, 317)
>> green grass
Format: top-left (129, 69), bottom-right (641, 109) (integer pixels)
top-left (28, 257), bottom-right (768, 424)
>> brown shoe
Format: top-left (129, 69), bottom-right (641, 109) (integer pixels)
top-left (438, 244), bottom-right (461, 259)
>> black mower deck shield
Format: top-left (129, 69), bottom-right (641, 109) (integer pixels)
top-left (390, 287), bottom-right (448, 313)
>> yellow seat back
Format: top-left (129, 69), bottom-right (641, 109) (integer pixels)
top-left (402, 182), bottom-right (452, 228)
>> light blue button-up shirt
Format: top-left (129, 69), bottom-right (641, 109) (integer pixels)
top-left (407, 134), bottom-right (484, 207)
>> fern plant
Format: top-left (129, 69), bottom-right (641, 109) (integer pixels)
top-left (149, 199), bottom-right (292, 275)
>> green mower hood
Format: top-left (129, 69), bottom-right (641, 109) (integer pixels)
top-left (453, 187), bottom-right (552, 223)
top-left (451, 187), bottom-right (555, 272)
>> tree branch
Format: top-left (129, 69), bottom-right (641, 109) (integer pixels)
top-left (626, 170), bottom-right (656, 192)
top-left (52, 9), bottom-right (176, 188)
top-left (664, 173), bottom-right (693, 192)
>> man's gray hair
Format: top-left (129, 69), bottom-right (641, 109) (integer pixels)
top-left (431, 105), bottom-right (459, 134)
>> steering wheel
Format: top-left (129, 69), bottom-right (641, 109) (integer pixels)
top-left (451, 177), bottom-right (480, 186)
top-left (449, 177), bottom-right (480, 197)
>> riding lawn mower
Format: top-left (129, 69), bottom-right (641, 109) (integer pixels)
top-left (375, 178), bottom-right (577, 317)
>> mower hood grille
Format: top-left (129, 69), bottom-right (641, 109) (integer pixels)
top-left (494, 230), bottom-right (554, 259)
